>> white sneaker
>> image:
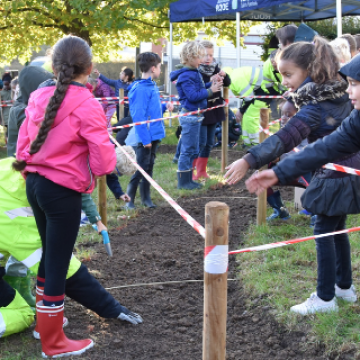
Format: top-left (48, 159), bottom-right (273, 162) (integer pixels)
top-left (335, 284), bottom-right (357, 303)
top-left (290, 292), bottom-right (338, 315)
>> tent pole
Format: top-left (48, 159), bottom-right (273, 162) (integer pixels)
top-left (236, 12), bottom-right (240, 68)
top-left (336, 0), bottom-right (342, 37)
top-left (169, 20), bottom-right (173, 127)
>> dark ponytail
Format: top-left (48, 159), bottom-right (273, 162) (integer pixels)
top-left (122, 67), bottom-right (134, 82)
top-left (13, 36), bottom-right (92, 172)
top-left (278, 36), bottom-right (340, 84)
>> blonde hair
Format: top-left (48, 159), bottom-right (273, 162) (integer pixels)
top-left (200, 40), bottom-right (214, 49)
top-left (180, 41), bottom-right (206, 65)
top-left (330, 38), bottom-right (351, 64)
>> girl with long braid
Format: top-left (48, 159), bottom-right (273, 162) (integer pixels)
top-left (13, 36), bottom-right (124, 358)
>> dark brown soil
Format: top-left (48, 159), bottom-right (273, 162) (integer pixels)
top-left (4, 146), bottom-right (352, 359)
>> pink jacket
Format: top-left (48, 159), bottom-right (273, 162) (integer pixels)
top-left (16, 84), bottom-right (116, 193)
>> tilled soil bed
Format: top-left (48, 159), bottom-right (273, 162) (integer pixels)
top-left (3, 145), bottom-right (352, 359)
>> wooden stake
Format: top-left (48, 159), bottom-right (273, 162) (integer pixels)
top-left (98, 176), bottom-right (107, 227)
top-left (221, 87), bottom-right (229, 173)
top-left (119, 88), bottom-right (124, 120)
top-left (203, 201), bottom-right (229, 360)
top-left (256, 108), bottom-right (270, 225)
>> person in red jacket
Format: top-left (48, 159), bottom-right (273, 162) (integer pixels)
top-left (13, 36), bottom-right (122, 358)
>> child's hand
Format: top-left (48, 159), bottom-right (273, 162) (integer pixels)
top-left (218, 70), bottom-right (226, 77)
top-left (224, 158), bottom-right (250, 185)
top-left (235, 110), bottom-right (243, 124)
top-left (166, 102), bottom-right (174, 112)
top-left (210, 74), bottom-right (222, 82)
top-left (143, 143), bottom-right (152, 149)
top-left (120, 194), bottom-right (131, 202)
top-left (96, 220), bottom-right (107, 233)
top-left (93, 69), bottom-right (100, 77)
top-left (210, 80), bottom-right (223, 93)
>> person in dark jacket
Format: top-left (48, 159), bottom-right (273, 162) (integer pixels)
top-left (7, 66), bottom-right (54, 156)
top-left (193, 40), bottom-right (231, 180)
top-left (246, 53), bottom-right (360, 314)
top-left (170, 41), bottom-right (223, 190)
top-left (93, 67), bottom-right (134, 119)
top-left (226, 37), bottom-right (357, 315)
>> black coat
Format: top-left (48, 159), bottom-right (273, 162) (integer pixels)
top-left (200, 64), bottom-right (231, 126)
top-left (244, 77), bottom-right (360, 216)
top-left (273, 108), bottom-right (360, 216)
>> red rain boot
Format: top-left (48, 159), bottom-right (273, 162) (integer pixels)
top-left (37, 301), bottom-right (93, 358)
top-left (192, 157), bottom-right (209, 180)
top-left (33, 286), bottom-right (68, 340)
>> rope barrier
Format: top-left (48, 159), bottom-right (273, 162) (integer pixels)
top-left (105, 278), bottom-right (238, 290)
top-left (109, 134), bottom-right (206, 238)
top-left (109, 103), bottom-right (226, 130)
top-left (228, 226), bottom-right (360, 255)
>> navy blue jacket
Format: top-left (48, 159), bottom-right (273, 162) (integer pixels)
top-left (170, 67), bottom-right (212, 111)
top-left (273, 109), bottom-right (360, 216)
top-left (244, 77), bottom-right (351, 169)
top-left (99, 74), bottom-right (128, 98)
top-left (128, 77), bottom-right (165, 146)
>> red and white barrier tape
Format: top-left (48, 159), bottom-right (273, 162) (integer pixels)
top-left (259, 118), bottom-right (281, 135)
top-left (109, 134), bottom-right (206, 238)
top-left (1, 100), bottom-right (14, 103)
top-left (0, 104), bottom-right (12, 107)
top-left (323, 163), bottom-right (360, 176)
top-left (228, 226), bottom-right (360, 255)
top-left (109, 103), bottom-right (226, 130)
top-left (293, 147), bottom-right (360, 177)
top-left (205, 245), bottom-right (228, 274)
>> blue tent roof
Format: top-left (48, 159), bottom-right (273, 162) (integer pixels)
top-left (170, 0), bottom-right (360, 23)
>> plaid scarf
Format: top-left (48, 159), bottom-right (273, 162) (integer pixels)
top-left (198, 60), bottom-right (217, 77)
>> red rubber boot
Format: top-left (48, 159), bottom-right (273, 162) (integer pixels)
top-left (192, 157), bottom-right (209, 180)
top-left (33, 286), bottom-right (68, 340)
top-left (37, 301), bottom-right (93, 358)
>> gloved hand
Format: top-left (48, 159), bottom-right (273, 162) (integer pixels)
top-left (118, 305), bottom-right (143, 325)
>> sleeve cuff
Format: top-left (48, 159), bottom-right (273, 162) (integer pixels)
top-left (243, 153), bottom-right (256, 169)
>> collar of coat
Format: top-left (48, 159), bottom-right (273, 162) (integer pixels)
top-left (290, 76), bottom-right (348, 108)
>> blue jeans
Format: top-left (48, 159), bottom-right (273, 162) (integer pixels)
top-left (106, 173), bottom-right (124, 199)
top-left (174, 138), bottom-right (181, 161)
top-left (314, 214), bottom-right (352, 301)
top-left (178, 114), bottom-right (202, 171)
top-left (199, 123), bottom-right (217, 158)
top-left (128, 140), bottom-right (160, 187)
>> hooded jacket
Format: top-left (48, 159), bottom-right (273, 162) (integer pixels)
top-left (244, 77), bottom-right (352, 169)
top-left (16, 83), bottom-right (116, 193)
top-left (7, 66), bottom-right (54, 157)
top-left (198, 63), bottom-right (231, 125)
top-left (128, 77), bottom-right (165, 146)
top-left (170, 67), bottom-right (212, 111)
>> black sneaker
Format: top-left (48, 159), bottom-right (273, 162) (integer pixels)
top-left (228, 142), bottom-right (238, 148)
top-left (213, 142), bottom-right (222, 148)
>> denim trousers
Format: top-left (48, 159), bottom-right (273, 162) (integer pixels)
top-left (26, 173), bottom-right (82, 304)
top-left (128, 140), bottom-right (160, 187)
top-left (199, 123), bottom-right (217, 158)
top-left (178, 114), bottom-right (202, 171)
top-left (174, 138), bottom-right (182, 161)
top-left (314, 214), bottom-right (352, 301)
top-left (106, 173), bottom-right (124, 199)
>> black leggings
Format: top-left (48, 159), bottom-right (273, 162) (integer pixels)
top-left (26, 173), bottom-right (81, 306)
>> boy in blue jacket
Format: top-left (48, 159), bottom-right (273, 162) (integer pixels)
top-left (170, 41), bottom-right (222, 190)
top-left (125, 52), bottom-right (172, 209)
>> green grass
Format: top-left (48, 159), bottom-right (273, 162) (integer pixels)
top-left (238, 202), bottom-right (360, 356)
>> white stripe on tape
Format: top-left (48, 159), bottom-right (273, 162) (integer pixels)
top-left (21, 248), bottom-right (42, 268)
top-left (204, 245), bottom-right (228, 274)
top-left (0, 312), bottom-right (6, 338)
